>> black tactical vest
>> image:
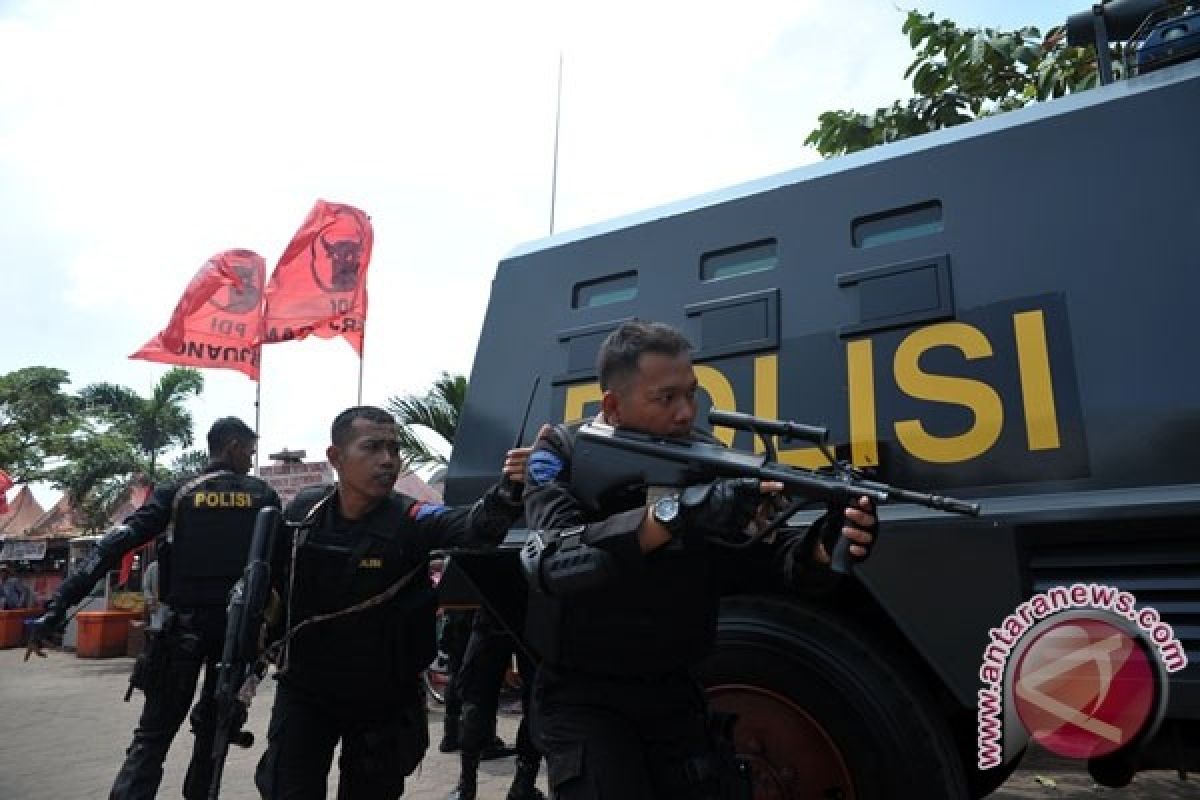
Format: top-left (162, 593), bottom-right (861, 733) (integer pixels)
top-left (162, 471), bottom-right (277, 607)
top-left (281, 488), bottom-right (438, 703)
top-left (525, 425), bottom-right (721, 678)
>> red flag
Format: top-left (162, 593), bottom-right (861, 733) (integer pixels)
top-left (260, 200), bottom-right (373, 355)
top-left (131, 250), bottom-right (265, 380)
top-left (0, 469), bottom-right (13, 515)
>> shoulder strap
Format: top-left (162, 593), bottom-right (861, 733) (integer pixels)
top-left (548, 422), bottom-right (576, 460)
top-left (165, 470), bottom-right (233, 543)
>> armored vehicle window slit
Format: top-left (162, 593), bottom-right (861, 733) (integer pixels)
top-left (572, 271), bottom-right (638, 309)
top-left (700, 239), bottom-right (778, 281)
top-left (853, 200), bottom-right (943, 248)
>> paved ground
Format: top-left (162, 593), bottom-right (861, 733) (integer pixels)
top-left (0, 648), bottom-right (1195, 799)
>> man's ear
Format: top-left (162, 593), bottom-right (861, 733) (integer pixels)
top-left (326, 444), bottom-right (341, 472)
top-left (600, 389), bottom-right (621, 425)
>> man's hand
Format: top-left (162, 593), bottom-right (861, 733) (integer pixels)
top-left (25, 606), bottom-right (66, 662)
top-left (503, 447), bottom-right (534, 483)
top-left (679, 478), bottom-right (785, 543)
top-left (813, 496), bottom-right (877, 566)
top-left (498, 425), bottom-right (554, 504)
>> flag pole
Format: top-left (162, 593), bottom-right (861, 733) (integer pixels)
top-left (254, 347), bottom-right (263, 476)
top-left (357, 330), bottom-right (365, 406)
top-left (549, 51), bottom-right (563, 236)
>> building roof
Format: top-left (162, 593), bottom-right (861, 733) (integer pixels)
top-left (0, 487), bottom-right (46, 538)
top-left (259, 458), bottom-right (444, 506)
top-left (395, 470), bottom-right (443, 504)
top-left (24, 493), bottom-right (87, 541)
top-left (105, 478), bottom-right (154, 526)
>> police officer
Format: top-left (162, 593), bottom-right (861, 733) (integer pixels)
top-left (438, 605), bottom-right (516, 760)
top-left (28, 416), bottom-right (280, 800)
top-left (522, 321), bottom-right (878, 799)
top-left (447, 606), bottom-right (543, 800)
top-left (436, 606), bottom-right (475, 751)
top-left (253, 406), bottom-right (536, 800)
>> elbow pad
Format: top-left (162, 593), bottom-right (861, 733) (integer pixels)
top-left (520, 526), bottom-right (619, 596)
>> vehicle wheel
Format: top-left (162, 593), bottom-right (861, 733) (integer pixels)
top-left (698, 595), bottom-right (969, 800)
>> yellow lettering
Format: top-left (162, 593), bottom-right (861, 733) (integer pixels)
top-left (563, 382), bottom-right (602, 423)
top-left (694, 366), bottom-right (736, 446)
top-left (1013, 310), bottom-right (1061, 451)
top-left (194, 491), bottom-right (252, 508)
top-left (845, 340), bottom-right (879, 467)
top-left (751, 354), bottom-right (825, 468)
top-left (893, 322), bottom-right (1003, 463)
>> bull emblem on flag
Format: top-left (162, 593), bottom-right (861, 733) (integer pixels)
top-left (207, 251), bottom-right (263, 314)
top-left (310, 206), bottom-right (369, 293)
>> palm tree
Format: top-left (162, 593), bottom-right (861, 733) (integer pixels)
top-left (80, 367), bottom-right (205, 477)
top-left (386, 372), bottom-right (466, 469)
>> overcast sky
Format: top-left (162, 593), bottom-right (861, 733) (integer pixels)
top-left (1, 0), bottom-right (1081, 509)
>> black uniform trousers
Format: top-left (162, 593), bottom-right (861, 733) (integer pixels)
top-left (110, 608), bottom-right (225, 800)
top-left (532, 666), bottom-right (721, 800)
top-left (457, 609), bottom-right (538, 760)
top-left (254, 681), bottom-right (428, 800)
top-left (440, 608), bottom-right (475, 722)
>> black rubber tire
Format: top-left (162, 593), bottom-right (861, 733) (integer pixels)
top-left (698, 595), bottom-right (970, 800)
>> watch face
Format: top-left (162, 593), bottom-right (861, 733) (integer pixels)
top-left (655, 494), bottom-right (680, 524)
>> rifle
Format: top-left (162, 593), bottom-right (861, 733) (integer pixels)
top-left (570, 409), bottom-right (980, 573)
top-left (208, 506), bottom-right (279, 799)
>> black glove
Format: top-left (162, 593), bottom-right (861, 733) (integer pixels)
top-left (25, 602), bottom-right (66, 661)
top-left (495, 475), bottom-right (524, 506)
top-left (679, 478), bottom-right (763, 543)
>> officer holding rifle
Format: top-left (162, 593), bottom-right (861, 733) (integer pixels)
top-left (521, 321), bottom-right (877, 799)
top-left (28, 417), bottom-right (280, 800)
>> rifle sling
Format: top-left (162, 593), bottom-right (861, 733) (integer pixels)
top-left (267, 560), bottom-right (425, 674)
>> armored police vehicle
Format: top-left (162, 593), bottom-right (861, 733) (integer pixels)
top-left (442, 4), bottom-right (1200, 797)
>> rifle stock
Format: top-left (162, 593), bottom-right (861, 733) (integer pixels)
top-left (570, 411), bottom-right (980, 573)
top-left (208, 505), bottom-right (279, 799)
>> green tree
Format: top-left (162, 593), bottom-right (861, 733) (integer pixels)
top-left (386, 372), bottom-right (467, 469)
top-left (168, 449), bottom-right (210, 479)
top-left (0, 367), bottom-right (78, 483)
top-left (79, 367), bottom-right (205, 477)
top-left (47, 428), bottom-right (144, 533)
top-left (805, 9), bottom-right (1110, 157)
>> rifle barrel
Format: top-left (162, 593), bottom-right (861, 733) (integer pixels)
top-left (709, 410), bottom-right (828, 445)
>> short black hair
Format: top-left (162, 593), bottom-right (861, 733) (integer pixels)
top-left (331, 406), bottom-right (396, 446)
top-left (207, 417), bottom-right (257, 454)
top-left (597, 321), bottom-right (692, 391)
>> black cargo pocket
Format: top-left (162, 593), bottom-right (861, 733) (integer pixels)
top-left (546, 742), bottom-right (586, 791)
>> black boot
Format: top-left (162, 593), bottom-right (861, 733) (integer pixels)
top-left (506, 755), bottom-right (545, 800)
top-left (480, 734), bottom-right (516, 761)
top-left (446, 751), bottom-right (480, 800)
top-left (439, 715), bottom-right (461, 753)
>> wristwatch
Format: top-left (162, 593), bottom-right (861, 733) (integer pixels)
top-left (652, 493), bottom-right (685, 537)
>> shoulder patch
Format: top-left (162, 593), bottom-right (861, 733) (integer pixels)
top-left (528, 450), bottom-right (565, 486)
top-left (408, 502), bottom-right (447, 521)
